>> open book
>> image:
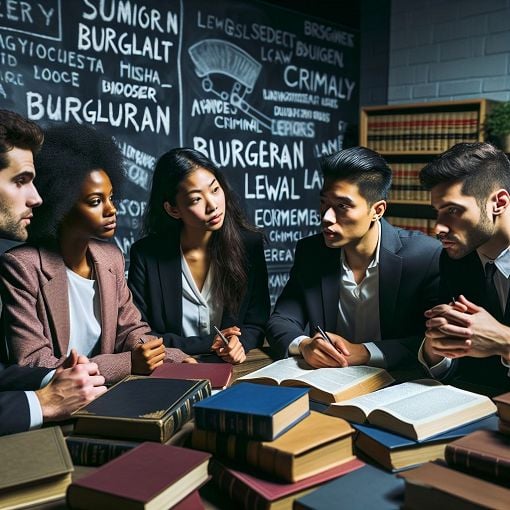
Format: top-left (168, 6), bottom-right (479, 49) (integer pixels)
top-left (326, 380), bottom-right (497, 441)
top-left (237, 357), bottom-right (394, 404)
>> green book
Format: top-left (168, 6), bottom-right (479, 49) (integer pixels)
top-left (72, 375), bottom-right (211, 442)
top-left (0, 426), bottom-right (73, 509)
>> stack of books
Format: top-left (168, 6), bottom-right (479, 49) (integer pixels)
top-left (67, 374), bottom-right (211, 467)
top-left (191, 382), bottom-right (363, 509)
top-left (66, 443), bottom-right (211, 509)
top-left (386, 216), bottom-right (435, 236)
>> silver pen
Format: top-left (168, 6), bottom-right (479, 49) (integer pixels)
top-left (213, 325), bottom-right (230, 346)
top-left (316, 325), bottom-right (334, 345)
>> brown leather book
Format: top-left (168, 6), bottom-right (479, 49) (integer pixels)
top-left (192, 411), bottom-right (354, 482)
top-left (399, 462), bottom-right (510, 510)
top-left (445, 429), bottom-right (510, 486)
top-left (494, 392), bottom-right (510, 423)
top-left (66, 443), bottom-right (211, 509)
top-left (0, 427), bottom-right (73, 509)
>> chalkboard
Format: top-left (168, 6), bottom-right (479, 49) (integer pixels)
top-left (0, 0), bottom-right (359, 304)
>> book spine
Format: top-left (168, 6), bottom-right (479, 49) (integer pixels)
top-left (210, 460), bottom-right (268, 510)
top-left (66, 437), bottom-right (137, 467)
top-left (194, 407), bottom-right (272, 440)
top-left (163, 380), bottom-right (212, 441)
top-left (445, 445), bottom-right (510, 485)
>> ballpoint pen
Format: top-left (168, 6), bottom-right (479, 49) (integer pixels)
top-left (316, 325), bottom-right (334, 345)
top-left (213, 325), bottom-right (230, 346)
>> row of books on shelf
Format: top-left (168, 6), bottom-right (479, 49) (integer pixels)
top-left (386, 216), bottom-right (435, 236)
top-left (387, 162), bottom-right (431, 202)
top-left (1, 358), bottom-right (507, 509)
top-left (366, 110), bottom-right (479, 152)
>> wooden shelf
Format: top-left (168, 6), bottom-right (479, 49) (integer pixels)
top-left (388, 200), bottom-right (430, 206)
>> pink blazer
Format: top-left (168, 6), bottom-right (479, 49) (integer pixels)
top-left (0, 240), bottom-right (188, 383)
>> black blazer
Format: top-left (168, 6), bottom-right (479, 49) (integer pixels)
top-left (128, 229), bottom-right (270, 355)
top-left (438, 250), bottom-right (510, 394)
top-left (0, 364), bottom-right (51, 436)
top-left (267, 220), bottom-right (442, 369)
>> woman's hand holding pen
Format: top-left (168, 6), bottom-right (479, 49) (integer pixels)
top-left (299, 331), bottom-right (350, 368)
top-left (131, 336), bottom-right (166, 374)
top-left (211, 326), bottom-right (246, 364)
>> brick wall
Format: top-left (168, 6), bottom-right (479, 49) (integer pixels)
top-left (388, 0), bottom-right (510, 103)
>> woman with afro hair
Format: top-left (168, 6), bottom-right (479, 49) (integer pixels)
top-left (0, 124), bottom-right (193, 384)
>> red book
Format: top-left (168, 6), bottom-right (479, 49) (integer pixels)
top-left (151, 362), bottom-right (233, 389)
top-left (66, 443), bottom-right (211, 509)
top-left (211, 457), bottom-right (364, 509)
top-left (173, 491), bottom-right (204, 510)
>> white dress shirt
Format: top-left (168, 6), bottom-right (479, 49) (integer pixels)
top-left (181, 251), bottom-right (223, 337)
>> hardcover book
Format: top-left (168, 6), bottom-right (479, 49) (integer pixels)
top-left (66, 443), bottom-right (211, 510)
top-left (72, 375), bottom-right (211, 442)
top-left (494, 392), bottom-right (510, 423)
top-left (237, 357), bottom-right (394, 403)
top-left (294, 464), bottom-right (405, 510)
top-left (210, 457), bottom-right (364, 510)
top-left (0, 427), bottom-right (73, 510)
top-left (151, 361), bottom-right (233, 389)
top-left (327, 380), bottom-right (496, 440)
top-left (194, 383), bottom-right (310, 441)
top-left (354, 414), bottom-right (498, 472)
top-left (192, 411), bottom-right (354, 482)
top-left (398, 462), bottom-right (510, 510)
top-left (445, 429), bottom-right (510, 486)
top-left (66, 435), bottom-right (139, 467)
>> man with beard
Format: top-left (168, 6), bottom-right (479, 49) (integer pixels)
top-left (419, 142), bottom-right (510, 395)
top-left (0, 109), bottom-right (106, 435)
top-left (267, 146), bottom-right (441, 370)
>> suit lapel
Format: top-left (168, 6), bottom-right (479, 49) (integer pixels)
top-left (158, 233), bottom-right (183, 334)
top-left (320, 243), bottom-right (341, 331)
top-left (39, 247), bottom-right (70, 358)
top-left (379, 221), bottom-right (403, 335)
top-left (88, 242), bottom-right (117, 354)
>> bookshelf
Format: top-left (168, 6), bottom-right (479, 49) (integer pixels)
top-left (360, 99), bottom-right (494, 235)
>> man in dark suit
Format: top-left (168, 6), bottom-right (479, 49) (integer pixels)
top-left (419, 142), bottom-right (510, 395)
top-left (0, 109), bottom-right (106, 435)
top-left (267, 147), bottom-right (441, 370)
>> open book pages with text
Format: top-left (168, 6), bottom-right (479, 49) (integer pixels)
top-left (237, 357), bottom-right (394, 403)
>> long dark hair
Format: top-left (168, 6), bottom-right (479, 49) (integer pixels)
top-left (144, 148), bottom-right (258, 314)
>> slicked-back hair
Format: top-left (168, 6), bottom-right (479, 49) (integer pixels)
top-left (320, 146), bottom-right (392, 204)
top-left (0, 109), bottom-right (43, 170)
top-left (28, 123), bottom-right (124, 245)
top-left (419, 142), bottom-right (510, 204)
top-left (143, 147), bottom-right (259, 314)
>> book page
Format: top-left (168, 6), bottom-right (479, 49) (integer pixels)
top-left (329, 380), bottom-right (440, 416)
top-left (375, 385), bottom-right (489, 424)
top-left (292, 366), bottom-right (386, 393)
top-left (238, 357), bottom-right (313, 384)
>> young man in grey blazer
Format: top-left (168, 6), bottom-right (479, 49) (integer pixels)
top-left (0, 109), bottom-right (106, 435)
top-left (267, 146), bottom-right (442, 370)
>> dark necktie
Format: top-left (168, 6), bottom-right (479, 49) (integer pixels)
top-left (484, 262), bottom-right (503, 321)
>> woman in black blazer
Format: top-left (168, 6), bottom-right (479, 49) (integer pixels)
top-left (128, 148), bottom-right (270, 364)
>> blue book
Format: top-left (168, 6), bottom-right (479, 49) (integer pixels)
top-left (353, 414), bottom-right (498, 472)
top-left (294, 464), bottom-right (405, 510)
top-left (193, 383), bottom-right (310, 440)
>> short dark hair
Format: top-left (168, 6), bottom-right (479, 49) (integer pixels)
top-left (0, 109), bottom-right (43, 170)
top-left (420, 142), bottom-right (510, 202)
top-left (29, 123), bottom-right (124, 244)
top-left (320, 146), bottom-right (392, 204)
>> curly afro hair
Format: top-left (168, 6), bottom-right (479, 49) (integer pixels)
top-left (29, 123), bottom-right (124, 245)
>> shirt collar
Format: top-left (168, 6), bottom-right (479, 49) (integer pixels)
top-left (477, 245), bottom-right (510, 279)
